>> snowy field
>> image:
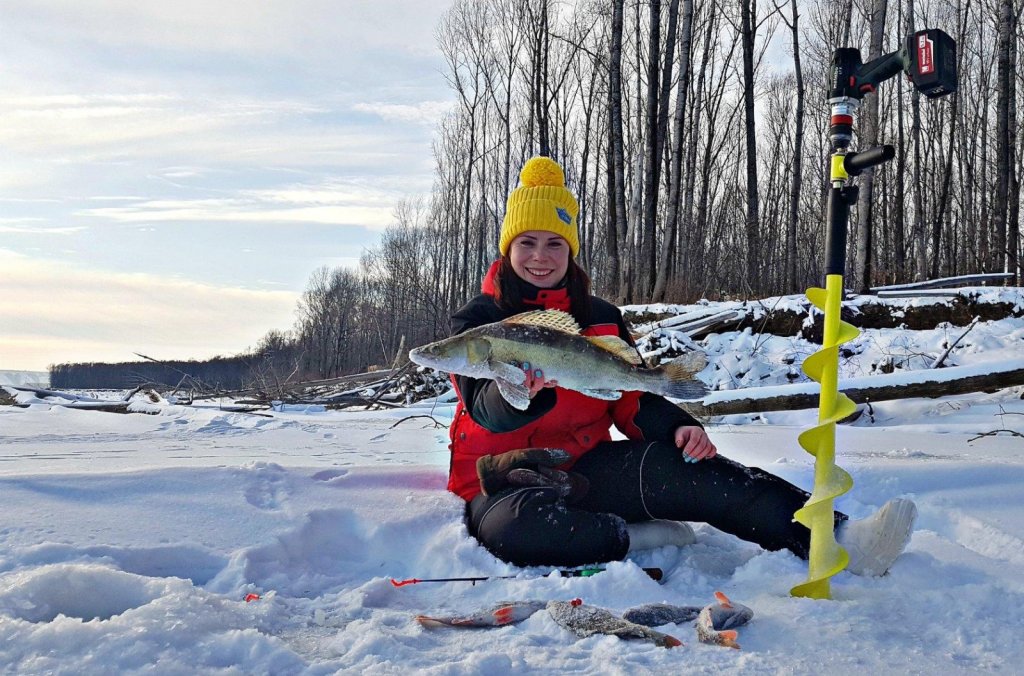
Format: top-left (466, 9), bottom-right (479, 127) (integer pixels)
top-left (2, 293), bottom-right (1023, 674)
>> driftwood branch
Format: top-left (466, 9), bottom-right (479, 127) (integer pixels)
top-left (931, 317), bottom-right (979, 369)
top-left (969, 429), bottom-right (1024, 442)
top-left (325, 396), bottom-right (404, 410)
top-left (389, 414), bottom-right (447, 429)
top-left (8, 386), bottom-right (105, 402)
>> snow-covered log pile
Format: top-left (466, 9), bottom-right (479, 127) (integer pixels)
top-left (624, 285), bottom-right (1024, 343)
top-left (628, 286), bottom-right (1024, 418)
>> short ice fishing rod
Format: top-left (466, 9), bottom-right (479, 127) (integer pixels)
top-left (792, 29), bottom-right (957, 601)
top-left (391, 566), bottom-right (664, 587)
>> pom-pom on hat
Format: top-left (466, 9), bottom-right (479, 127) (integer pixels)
top-left (499, 156), bottom-right (580, 257)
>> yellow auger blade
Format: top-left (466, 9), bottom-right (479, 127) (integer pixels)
top-left (791, 275), bottom-right (856, 599)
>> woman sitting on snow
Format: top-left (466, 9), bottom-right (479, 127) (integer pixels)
top-left (446, 155), bottom-right (915, 576)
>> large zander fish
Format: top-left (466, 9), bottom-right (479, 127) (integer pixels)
top-left (409, 309), bottom-right (707, 410)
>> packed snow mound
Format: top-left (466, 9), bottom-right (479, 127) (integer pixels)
top-left (0, 564), bottom-right (169, 623)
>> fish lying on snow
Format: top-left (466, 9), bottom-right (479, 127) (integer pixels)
top-left (695, 592), bottom-right (753, 649)
top-left (547, 599), bottom-right (683, 648)
top-left (416, 601), bottom-right (548, 628)
top-left (624, 591), bottom-right (754, 649)
top-left (414, 592), bottom-right (752, 649)
top-left (409, 309), bottom-right (707, 410)
top-left (414, 599), bottom-right (675, 643)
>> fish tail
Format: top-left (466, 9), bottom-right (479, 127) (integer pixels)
top-left (660, 635), bottom-right (684, 648)
top-left (716, 630), bottom-right (740, 649)
top-left (697, 621), bottom-right (741, 649)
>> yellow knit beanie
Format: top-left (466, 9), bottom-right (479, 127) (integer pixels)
top-left (499, 156), bottom-right (580, 257)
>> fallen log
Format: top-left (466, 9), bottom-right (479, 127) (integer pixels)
top-left (325, 396), bottom-right (404, 410)
top-left (9, 401), bottom-right (138, 414)
top-left (870, 272), bottom-right (1013, 291)
top-left (8, 385), bottom-right (106, 402)
top-left (679, 359), bottom-right (1024, 417)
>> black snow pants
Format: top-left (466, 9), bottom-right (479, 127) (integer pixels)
top-left (466, 439), bottom-right (847, 568)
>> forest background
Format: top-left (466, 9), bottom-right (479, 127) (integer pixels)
top-left (51, 0), bottom-right (1023, 389)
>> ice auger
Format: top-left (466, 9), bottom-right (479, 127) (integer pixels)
top-left (791, 30), bottom-right (957, 599)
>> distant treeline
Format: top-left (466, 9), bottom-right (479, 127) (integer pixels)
top-left (49, 354), bottom-right (273, 391)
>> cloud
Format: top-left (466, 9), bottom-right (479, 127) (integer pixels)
top-left (79, 175), bottom-right (432, 231)
top-left (352, 101), bottom-right (454, 126)
top-left (0, 220), bottom-right (85, 235)
top-left (0, 249), bottom-right (298, 371)
top-left (5, 1), bottom-right (448, 58)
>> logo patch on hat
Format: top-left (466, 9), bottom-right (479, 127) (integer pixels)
top-left (556, 207), bottom-right (572, 224)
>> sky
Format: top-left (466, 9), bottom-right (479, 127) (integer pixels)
top-left (0, 0), bottom-right (455, 371)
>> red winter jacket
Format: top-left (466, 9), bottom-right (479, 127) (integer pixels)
top-left (446, 262), bottom-right (700, 501)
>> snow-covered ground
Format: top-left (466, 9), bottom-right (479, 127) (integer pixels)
top-left (2, 295), bottom-right (1023, 674)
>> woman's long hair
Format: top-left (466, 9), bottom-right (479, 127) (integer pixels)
top-left (492, 256), bottom-right (593, 327)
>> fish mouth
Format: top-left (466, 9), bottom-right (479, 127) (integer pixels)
top-left (408, 346), bottom-right (433, 366)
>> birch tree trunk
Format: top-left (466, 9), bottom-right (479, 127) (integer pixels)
top-left (740, 0), bottom-right (761, 291)
top-left (908, 0), bottom-right (928, 279)
top-left (785, 0), bottom-right (804, 293)
top-left (640, 0), bottom-right (663, 300)
top-left (854, 0), bottom-right (887, 292)
top-left (607, 0), bottom-right (627, 297)
top-left (994, 0), bottom-right (1012, 275)
top-left (654, 0), bottom-right (694, 301)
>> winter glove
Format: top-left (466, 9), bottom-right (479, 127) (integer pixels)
top-left (476, 448), bottom-right (587, 501)
top-left (506, 466), bottom-right (590, 503)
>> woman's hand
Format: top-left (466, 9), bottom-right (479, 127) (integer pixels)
top-left (522, 362), bottom-right (558, 398)
top-left (674, 426), bottom-right (717, 463)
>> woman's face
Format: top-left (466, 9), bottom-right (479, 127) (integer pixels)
top-left (509, 231), bottom-right (570, 288)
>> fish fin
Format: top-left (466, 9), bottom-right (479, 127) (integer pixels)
top-left (415, 615), bottom-right (449, 628)
top-left (495, 378), bottom-right (531, 410)
top-left (487, 359), bottom-right (526, 383)
top-left (662, 635), bottom-right (684, 648)
top-left (586, 335), bottom-right (643, 364)
top-left (577, 388), bottom-right (622, 401)
top-left (659, 353), bottom-right (709, 400)
top-left (663, 351), bottom-right (708, 376)
top-left (493, 607), bottom-right (515, 625)
top-left (503, 309), bottom-right (581, 335)
top-left (713, 591), bottom-right (733, 608)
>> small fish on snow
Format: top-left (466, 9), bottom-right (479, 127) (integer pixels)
top-left (695, 592), bottom-right (753, 649)
top-left (415, 600), bottom-right (547, 628)
top-left (623, 591), bottom-right (753, 649)
top-left (546, 599), bottom-right (683, 648)
top-left (621, 603), bottom-right (702, 626)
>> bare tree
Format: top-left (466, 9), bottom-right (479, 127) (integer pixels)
top-left (853, 0), bottom-right (888, 293)
top-left (608, 0), bottom-right (628, 299)
top-left (654, 0), bottom-right (695, 301)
